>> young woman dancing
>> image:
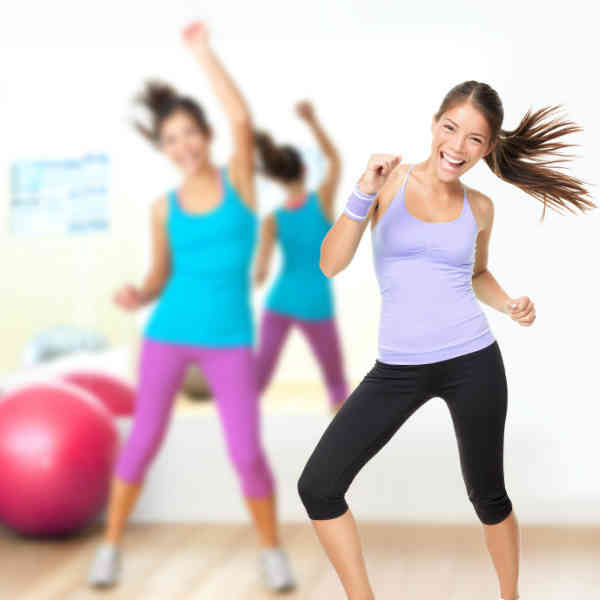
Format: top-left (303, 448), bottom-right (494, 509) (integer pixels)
top-left (297, 81), bottom-right (593, 600)
top-left (253, 101), bottom-right (348, 412)
top-left (87, 23), bottom-right (295, 592)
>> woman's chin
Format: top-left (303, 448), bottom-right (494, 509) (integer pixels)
top-left (436, 167), bottom-right (458, 183)
top-left (180, 161), bottom-right (205, 176)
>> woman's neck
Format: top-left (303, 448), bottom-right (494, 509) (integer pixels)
top-left (284, 181), bottom-right (307, 209)
top-left (184, 162), bottom-right (219, 187)
top-left (417, 156), bottom-right (463, 198)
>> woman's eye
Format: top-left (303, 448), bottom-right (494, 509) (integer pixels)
top-left (444, 125), bottom-right (453, 131)
top-left (472, 138), bottom-right (482, 145)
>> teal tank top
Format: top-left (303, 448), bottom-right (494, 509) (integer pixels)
top-left (145, 166), bottom-right (257, 346)
top-left (265, 190), bottom-right (334, 320)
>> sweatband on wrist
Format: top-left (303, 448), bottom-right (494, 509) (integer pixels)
top-left (343, 186), bottom-right (377, 221)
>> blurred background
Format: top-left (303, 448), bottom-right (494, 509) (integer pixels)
top-left (0, 0), bottom-right (598, 598)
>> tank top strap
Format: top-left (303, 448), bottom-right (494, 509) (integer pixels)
top-left (387, 164), bottom-right (412, 219)
top-left (464, 184), bottom-right (471, 210)
top-left (272, 205), bottom-right (283, 228)
top-left (221, 164), bottom-right (257, 216)
top-left (166, 188), bottom-right (180, 221)
top-left (307, 189), bottom-right (318, 210)
top-left (311, 188), bottom-right (333, 225)
top-left (459, 182), bottom-right (475, 225)
top-left (399, 165), bottom-right (471, 225)
top-left (218, 164), bottom-right (230, 199)
top-left (394, 164), bottom-right (412, 212)
top-left (167, 166), bottom-right (226, 220)
top-left (401, 164), bottom-right (414, 195)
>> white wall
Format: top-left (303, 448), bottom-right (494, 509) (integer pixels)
top-left (1, 1), bottom-right (598, 518)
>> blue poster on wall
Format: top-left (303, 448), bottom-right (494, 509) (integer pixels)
top-left (10, 154), bottom-right (110, 235)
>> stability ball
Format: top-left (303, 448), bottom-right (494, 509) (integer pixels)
top-left (0, 382), bottom-right (118, 536)
top-left (62, 372), bottom-right (135, 416)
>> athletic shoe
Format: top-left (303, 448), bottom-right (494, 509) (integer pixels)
top-left (259, 546), bottom-right (296, 592)
top-left (87, 542), bottom-right (121, 587)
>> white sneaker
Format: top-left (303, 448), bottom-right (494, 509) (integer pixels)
top-left (87, 543), bottom-right (121, 588)
top-left (259, 546), bottom-right (296, 592)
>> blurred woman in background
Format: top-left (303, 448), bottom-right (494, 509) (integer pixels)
top-left (253, 101), bottom-right (348, 413)
top-left (297, 81), bottom-right (594, 600)
top-left (88, 22), bottom-right (295, 592)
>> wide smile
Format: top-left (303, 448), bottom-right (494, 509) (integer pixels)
top-left (440, 151), bottom-right (466, 171)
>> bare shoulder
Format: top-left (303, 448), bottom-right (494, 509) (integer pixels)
top-left (371, 161), bottom-right (410, 228)
top-left (388, 161), bottom-right (411, 183)
top-left (151, 194), bottom-right (169, 225)
top-left (464, 185), bottom-right (494, 232)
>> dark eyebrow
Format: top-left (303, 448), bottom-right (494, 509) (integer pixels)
top-left (445, 117), bottom-right (488, 141)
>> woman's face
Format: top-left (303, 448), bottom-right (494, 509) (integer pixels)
top-left (430, 101), bottom-right (494, 182)
top-left (159, 109), bottom-right (210, 175)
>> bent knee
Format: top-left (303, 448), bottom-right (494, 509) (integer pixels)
top-left (297, 468), bottom-right (347, 520)
top-left (297, 468), bottom-right (318, 503)
top-left (471, 492), bottom-right (513, 525)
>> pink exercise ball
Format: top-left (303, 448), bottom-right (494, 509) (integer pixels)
top-left (62, 372), bottom-right (135, 416)
top-left (0, 382), bottom-right (118, 537)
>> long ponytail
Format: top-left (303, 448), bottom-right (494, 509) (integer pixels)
top-left (435, 81), bottom-right (594, 220)
top-left (485, 106), bottom-right (593, 218)
top-left (254, 130), bottom-right (303, 182)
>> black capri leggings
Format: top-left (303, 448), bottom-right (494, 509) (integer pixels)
top-left (297, 340), bottom-right (512, 525)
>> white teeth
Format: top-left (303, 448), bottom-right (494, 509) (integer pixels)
top-left (442, 152), bottom-right (464, 165)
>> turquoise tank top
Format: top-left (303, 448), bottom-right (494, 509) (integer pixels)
top-left (145, 166), bottom-right (257, 346)
top-left (265, 190), bottom-right (334, 320)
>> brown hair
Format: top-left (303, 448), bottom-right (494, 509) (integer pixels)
top-left (435, 81), bottom-right (595, 219)
top-left (133, 80), bottom-right (211, 144)
top-left (254, 130), bottom-right (304, 182)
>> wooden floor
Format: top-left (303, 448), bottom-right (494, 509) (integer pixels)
top-left (1, 522), bottom-right (598, 599)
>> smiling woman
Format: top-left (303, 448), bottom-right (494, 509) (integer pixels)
top-left (433, 81), bottom-right (593, 218)
top-left (296, 78), bottom-right (595, 600)
top-left (86, 22), bottom-right (295, 593)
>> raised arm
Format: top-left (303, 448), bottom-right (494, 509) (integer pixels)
top-left (320, 154), bottom-right (401, 277)
top-left (296, 101), bottom-right (341, 221)
top-left (182, 22), bottom-right (255, 209)
top-left (253, 214), bottom-right (278, 287)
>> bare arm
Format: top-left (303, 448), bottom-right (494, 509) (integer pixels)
top-left (253, 214), bottom-right (277, 286)
top-left (471, 195), bottom-right (511, 313)
top-left (183, 22), bottom-right (255, 210)
top-left (114, 196), bottom-right (171, 310)
top-left (296, 101), bottom-right (341, 221)
top-left (320, 154), bottom-right (401, 277)
top-left (471, 192), bottom-right (536, 325)
top-left (138, 197), bottom-right (172, 302)
top-left (320, 205), bottom-right (375, 277)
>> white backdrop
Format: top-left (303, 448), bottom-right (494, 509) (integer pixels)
top-left (0, 1), bottom-right (598, 521)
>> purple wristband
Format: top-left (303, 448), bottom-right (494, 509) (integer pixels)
top-left (343, 186), bottom-right (378, 221)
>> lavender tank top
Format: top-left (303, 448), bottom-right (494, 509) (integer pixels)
top-left (370, 164), bottom-right (496, 365)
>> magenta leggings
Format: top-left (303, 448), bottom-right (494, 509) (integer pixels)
top-left (256, 309), bottom-right (348, 407)
top-left (114, 339), bottom-right (275, 498)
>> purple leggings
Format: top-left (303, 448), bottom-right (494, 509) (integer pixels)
top-left (256, 309), bottom-right (348, 407)
top-left (114, 339), bottom-right (275, 498)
